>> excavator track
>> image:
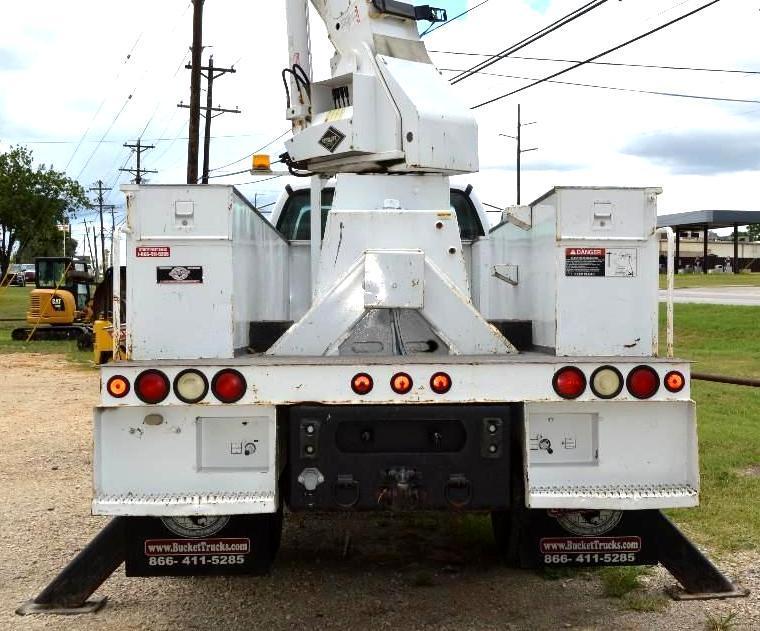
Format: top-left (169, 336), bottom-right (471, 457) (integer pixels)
top-left (11, 325), bottom-right (91, 343)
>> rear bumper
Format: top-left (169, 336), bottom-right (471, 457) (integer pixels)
top-left (92, 405), bottom-right (278, 516)
top-left (93, 399), bottom-right (698, 515)
top-left (524, 400), bottom-right (698, 510)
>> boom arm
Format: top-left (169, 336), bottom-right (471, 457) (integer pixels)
top-left (283, 0), bottom-right (477, 175)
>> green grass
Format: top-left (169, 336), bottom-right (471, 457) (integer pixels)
top-left (659, 272), bottom-right (760, 289)
top-left (599, 566), bottom-right (650, 598)
top-left (0, 285), bottom-right (91, 364)
top-left (662, 304), bottom-right (760, 552)
top-left (705, 611), bottom-right (739, 631)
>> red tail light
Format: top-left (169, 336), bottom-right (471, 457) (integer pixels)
top-left (135, 370), bottom-right (170, 404)
top-left (627, 366), bottom-right (660, 399)
top-left (552, 367), bottom-right (586, 399)
top-left (430, 372), bottom-right (452, 394)
top-left (391, 372), bottom-right (413, 394)
top-left (212, 369), bottom-right (247, 403)
top-left (351, 373), bottom-right (373, 395)
top-left (664, 370), bottom-right (686, 393)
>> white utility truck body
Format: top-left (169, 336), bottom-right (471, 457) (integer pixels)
top-left (92, 0), bottom-right (697, 571)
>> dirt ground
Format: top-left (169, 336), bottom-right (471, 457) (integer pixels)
top-left (0, 353), bottom-right (757, 631)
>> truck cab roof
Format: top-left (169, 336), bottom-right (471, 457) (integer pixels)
top-left (269, 182), bottom-right (489, 242)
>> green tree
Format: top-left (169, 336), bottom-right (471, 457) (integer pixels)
top-left (748, 224), bottom-right (760, 242)
top-left (0, 146), bottom-right (88, 278)
top-left (18, 231), bottom-right (79, 262)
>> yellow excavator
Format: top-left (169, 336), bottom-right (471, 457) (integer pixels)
top-left (11, 257), bottom-right (94, 342)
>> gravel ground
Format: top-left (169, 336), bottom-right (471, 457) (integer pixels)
top-left (0, 353), bottom-right (757, 631)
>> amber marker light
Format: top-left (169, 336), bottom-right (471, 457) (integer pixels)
top-left (391, 372), bottom-right (413, 395)
top-left (351, 373), bottom-right (373, 395)
top-left (106, 375), bottom-right (130, 398)
top-left (430, 372), bottom-right (452, 394)
top-left (664, 370), bottom-right (686, 393)
top-left (251, 154), bottom-right (271, 171)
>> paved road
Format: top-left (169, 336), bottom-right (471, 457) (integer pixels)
top-left (659, 286), bottom-right (760, 305)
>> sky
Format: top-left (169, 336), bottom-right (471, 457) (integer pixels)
top-left (1, 0), bottom-right (759, 254)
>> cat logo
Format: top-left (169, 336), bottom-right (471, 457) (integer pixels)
top-left (50, 296), bottom-right (65, 311)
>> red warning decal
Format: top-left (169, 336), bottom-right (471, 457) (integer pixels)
top-left (136, 246), bottom-right (171, 258)
top-left (565, 248), bottom-right (605, 277)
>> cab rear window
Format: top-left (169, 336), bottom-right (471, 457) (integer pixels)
top-left (276, 188), bottom-right (484, 240)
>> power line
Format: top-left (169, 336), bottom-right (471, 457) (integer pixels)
top-left (471, 0), bottom-right (723, 110)
top-left (75, 94), bottom-right (134, 180)
top-left (450, 0), bottom-right (611, 85)
top-left (421, 0), bottom-right (493, 37)
top-left (207, 168), bottom-right (250, 180)
top-left (63, 35), bottom-right (143, 172)
top-left (431, 49), bottom-right (760, 76)
top-left (207, 129), bottom-right (291, 173)
top-left (439, 68), bottom-right (760, 104)
top-left (74, 2), bottom-right (193, 183)
top-left (233, 174), bottom-right (286, 187)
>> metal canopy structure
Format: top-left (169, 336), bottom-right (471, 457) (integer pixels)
top-left (657, 210), bottom-right (760, 274)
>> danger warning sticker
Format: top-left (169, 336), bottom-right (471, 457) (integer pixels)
top-left (565, 248), bottom-right (605, 277)
top-left (565, 248), bottom-right (638, 278)
top-left (136, 246), bottom-right (170, 258)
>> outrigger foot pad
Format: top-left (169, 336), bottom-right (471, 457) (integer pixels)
top-left (16, 597), bottom-right (108, 616)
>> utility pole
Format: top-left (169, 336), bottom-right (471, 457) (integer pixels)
top-left (89, 180), bottom-right (111, 280)
top-left (500, 104), bottom-right (538, 205)
top-left (83, 220), bottom-right (95, 269)
top-left (120, 139), bottom-right (157, 184)
top-left (186, 0), bottom-right (204, 184)
top-left (179, 54), bottom-right (240, 183)
top-left (91, 225), bottom-right (100, 278)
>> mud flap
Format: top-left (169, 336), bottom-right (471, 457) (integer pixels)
top-left (125, 512), bottom-right (283, 577)
top-left (512, 509), bottom-right (659, 568)
top-left (493, 507), bottom-right (748, 599)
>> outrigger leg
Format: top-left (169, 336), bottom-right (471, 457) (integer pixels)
top-left (652, 511), bottom-right (749, 600)
top-left (16, 517), bottom-right (126, 615)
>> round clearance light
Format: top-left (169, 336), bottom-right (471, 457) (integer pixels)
top-left (174, 369), bottom-right (209, 404)
top-left (135, 370), bottom-right (170, 404)
top-left (106, 375), bottom-right (130, 398)
top-left (590, 366), bottom-right (624, 399)
top-left (664, 370), bottom-right (686, 393)
top-left (552, 366), bottom-right (586, 399)
top-left (627, 365), bottom-right (660, 399)
top-left (351, 373), bottom-right (373, 395)
top-left (430, 372), bottom-right (452, 394)
top-left (211, 369), bottom-right (247, 403)
top-left (391, 372), bottom-right (413, 395)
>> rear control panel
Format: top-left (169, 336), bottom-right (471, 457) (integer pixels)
top-left (287, 405), bottom-right (512, 511)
